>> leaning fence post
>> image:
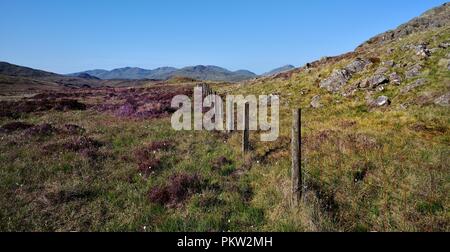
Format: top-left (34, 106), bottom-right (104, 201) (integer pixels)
top-left (291, 109), bottom-right (302, 206)
top-left (242, 102), bottom-right (250, 154)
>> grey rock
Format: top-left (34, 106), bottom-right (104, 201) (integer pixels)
top-left (345, 58), bottom-right (371, 74)
top-left (361, 74), bottom-right (389, 88)
top-left (434, 92), bottom-right (450, 107)
top-left (310, 95), bottom-right (322, 108)
top-left (372, 96), bottom-right (391, 107)
top-left (405, 64), bottom-right (423, 79)
top-left (415, 44), bottom-right (431, 58)
top-left (319, 58), bottom-right (371, 92)
top-left (319, 69), bottom-right (352, 92)
top-left (401, 78), bottom-right (427, 94)
top-left (389, 72), bottom-right (402, 85)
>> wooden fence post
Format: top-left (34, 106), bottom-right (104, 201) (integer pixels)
top-left (291, 109), bottom-right (302, 206)
top-left (242, 102), bottom-right (250, 154)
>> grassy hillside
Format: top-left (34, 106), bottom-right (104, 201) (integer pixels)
top-left (217, 20), bottom-right (449, 232)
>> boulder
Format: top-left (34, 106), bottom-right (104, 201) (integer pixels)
top-left (319, 69), bottom-right (352, 92)
top-left (345, 58), bottom-right (370, 74)
top-left (371, 96), bottom-right (391, 107)
top-left (360, 74), bottom-right (389, 88)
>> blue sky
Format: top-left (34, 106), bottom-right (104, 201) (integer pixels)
top-left (0, 0), bottom-right (447, 74)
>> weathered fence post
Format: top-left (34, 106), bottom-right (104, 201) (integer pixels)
top-left (291, 109), bottom-right (302, 206)
top-left (242, 102), bottom-right (250, 154)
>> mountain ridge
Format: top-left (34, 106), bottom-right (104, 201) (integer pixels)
top-left (69, 65), bottom-right (260, 82)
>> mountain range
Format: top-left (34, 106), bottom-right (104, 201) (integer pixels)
top-left (0, 60), bottom-right (297, 91)
top-left (68, 64), bottom-right (296, 81)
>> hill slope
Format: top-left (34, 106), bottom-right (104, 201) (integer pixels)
top-left (0, 62), bottom-right (105, 91)
top-left (0, 62), bottom-right (58, 78)
top-left (224, 3), bottom-right (449, 231)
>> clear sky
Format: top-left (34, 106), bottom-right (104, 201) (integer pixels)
top-left (0, 0), bottom-right (447, 74)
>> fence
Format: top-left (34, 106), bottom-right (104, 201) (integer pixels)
top-left (197, 83), bottom-right (303, 205)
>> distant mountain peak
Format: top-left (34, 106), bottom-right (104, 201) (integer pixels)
top-left (263, 65), bottom-right (296, 76)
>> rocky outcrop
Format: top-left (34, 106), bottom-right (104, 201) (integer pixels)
top-left (371, 96), bottom-right (391, 107)
top-left (319, 69), bottom-right (352, 92)
top-left (360, 74), bottom-right (389, 88)
top-left (345, 58), bottom-right (371, 74)
top-left (357, 3), bottom-right (450, 50)
top-left (319, 58), bottom-right (371, 92)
